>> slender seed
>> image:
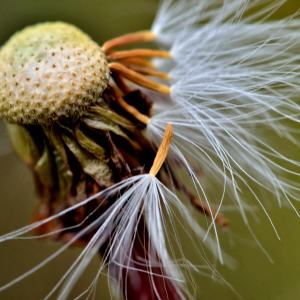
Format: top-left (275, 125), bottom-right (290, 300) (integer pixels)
top-left (126, 65), bottom-right (169, 80)
top-left (119, 57), bottom-right (154, 68)
top-left (107, 49), bottom-right (172, 60)
top-left (109, 62), bottom-right (170, 94)
top-left (111, 74), bottom-right (132, 94)
top-left (109, 84), bottom-right (149, 124)
top-left (149, 123), bottom-right (173, 176)
top-left (103, 31), bottom-right (156, 52)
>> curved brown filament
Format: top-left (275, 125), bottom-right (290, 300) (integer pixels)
top-left (192, 196), bottom-right (229, 228)
top-left (109, 84), bottom-right (150, 125)
top-left (119, 57), bottom-right (154, 68)
top-left (126, 64), bottom-right (169, 80)
top-left (107, 49), bottom-right (171, 61)
top-left (112, 74), bottom-right (132, 95)
top-left (109, 62), bottom-right (170, 94)
top-left (103, 31), bottom-right (156, 52)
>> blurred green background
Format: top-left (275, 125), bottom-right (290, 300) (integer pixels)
top-left (1, 0), bottom-right (300, 299)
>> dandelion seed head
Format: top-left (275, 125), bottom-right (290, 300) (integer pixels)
top-left (0, 22), bottom-right (110, 124)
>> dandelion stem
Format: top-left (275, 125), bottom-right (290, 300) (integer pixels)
top-left (149, 123), bottom-right (173, 176)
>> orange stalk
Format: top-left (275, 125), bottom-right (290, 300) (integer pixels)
top-left (103, 31), bottom-right (156, 52)
top-left (126, 65), bottom-right (169, 80)
top-left (119, 57), bottom-right (154, 68)
top-left (107, 49), bottom-right (171, 61)
top-left (109, 62), bottom-right (170, 94)
top-left (149, 123), bottom-right (173, 176)
top-left (109, 84), bottom-right (149, 125)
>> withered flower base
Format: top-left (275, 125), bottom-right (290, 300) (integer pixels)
top-left (0, 22), bottom-right (226, 299)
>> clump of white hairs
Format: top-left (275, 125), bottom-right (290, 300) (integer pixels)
top-left (0, 124), bottom-right (235, 299)
top-left (143, 0), bottom-right (300, 244)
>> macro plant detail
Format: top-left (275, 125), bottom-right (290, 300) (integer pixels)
top-left (1, 0), bottom-right (300, 299)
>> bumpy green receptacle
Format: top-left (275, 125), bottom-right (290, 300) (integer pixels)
top-left (0, 22), bottom-right (110, 124)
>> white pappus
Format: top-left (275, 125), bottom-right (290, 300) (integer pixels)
top-left (148, 0), bottom-right (300, 232)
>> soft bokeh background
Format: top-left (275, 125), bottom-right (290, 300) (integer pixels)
top-left (1, 0), bottom-right (300, 299)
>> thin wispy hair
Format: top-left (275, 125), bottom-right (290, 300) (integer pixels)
top-left (146, 0), bottom-right (300, 233)
top-left (0, 173), bottom-right (234, 299)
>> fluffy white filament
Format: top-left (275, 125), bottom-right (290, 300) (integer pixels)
top-left (147, 0), bottom-right (300, 230)
top-left (0, 174), bottom-right (232, 299)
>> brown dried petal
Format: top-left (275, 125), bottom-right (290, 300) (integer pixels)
top-left (75, 125), bottom-right (108, 162)
top-left (88, 106), bottom-right (133, 129)
top-left (61, 131), bottom-right (114, 187)
top-left (6, 123), bottom-right (40, 167)
top-left (83, 115), bottom-right (130, 142)
top-left (49, 125), bottom-right (70, 167)
top-left (34, 146), bottom-right (56, 189)
top-left (53, 149), bottom-right (73, 203)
